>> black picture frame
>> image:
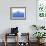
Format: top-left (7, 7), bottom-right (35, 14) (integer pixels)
top-left (10, 7), bottom-right (26, 20)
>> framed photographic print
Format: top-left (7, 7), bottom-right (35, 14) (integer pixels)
top-left (10, 7), bottom-right (26, 20)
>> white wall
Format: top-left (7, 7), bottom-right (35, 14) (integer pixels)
top-left (0, 0), bottom-right (36, 42)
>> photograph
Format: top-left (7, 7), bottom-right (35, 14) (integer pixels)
top-left (10, 7), bottom-right (26, 20)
